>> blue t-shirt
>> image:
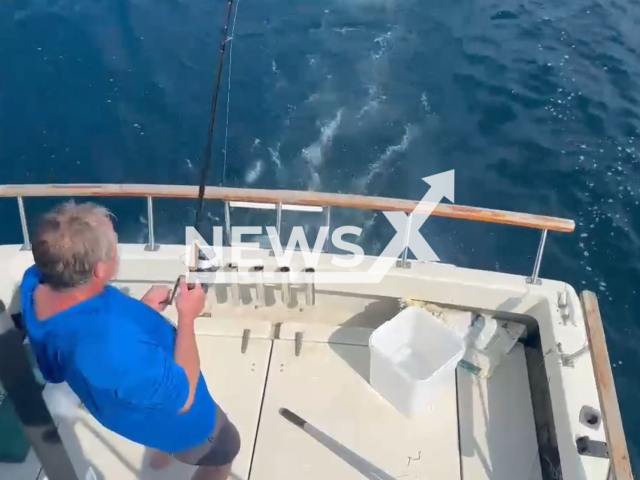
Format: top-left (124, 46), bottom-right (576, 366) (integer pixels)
top-left (20, 266), bottom-right (217, 454)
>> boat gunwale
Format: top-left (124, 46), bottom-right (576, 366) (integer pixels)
top-left (581, 291), bottom-right (634, 480)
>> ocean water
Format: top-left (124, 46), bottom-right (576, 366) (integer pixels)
top-left (1, 0), bottom-right (640, 472)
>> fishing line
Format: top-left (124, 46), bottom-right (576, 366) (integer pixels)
top-left (223, 0), bottom-right (242, 186)
top-left (194, 0), bottom-right (236, 236)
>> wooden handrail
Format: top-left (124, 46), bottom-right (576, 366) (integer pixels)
top-left (581, 291), bottom-right (634, 480)
top-left (0, 184), bottom-right (575, 232)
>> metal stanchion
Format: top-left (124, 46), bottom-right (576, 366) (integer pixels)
top-left (0, 328), bottom-right (79, 480)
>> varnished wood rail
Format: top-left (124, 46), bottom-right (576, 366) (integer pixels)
top-left (0, 184), bottom-right (575, 232)
top-left (581, 291), bottom-right (634, 480)
top-left (0, 183), bottom-right (574, 280)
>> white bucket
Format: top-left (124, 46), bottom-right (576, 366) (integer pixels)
top-left (369, 307), bottom-right (465, 417)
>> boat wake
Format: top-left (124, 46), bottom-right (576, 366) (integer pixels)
top-left (354, 125), bottom-right (414, 192)
top-left (421, 92), bottom-right (432, 115)
top-left (371, 31), bottom-right (393, 61)
top-left (358, 85), bottom-right (387, 118)
top-left (269, 144), bottom-right (282, 169)
top-left (303, 109), bottom-right (343, 190)
top-left (245, 159), bottom-right (264, 185)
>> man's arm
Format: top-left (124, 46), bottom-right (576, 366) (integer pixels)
top-left (174, 278), bottom-right (206, 413)
top-left (141, 286), bottom-right (172, 312)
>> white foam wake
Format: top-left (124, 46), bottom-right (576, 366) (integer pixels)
top-left (371, 30), bottom-right (392, 60)
top-left (421, 92), bottom-right (432, 115)
top-left (334, 27), bottom-right (359, 34)
top-left (303, 109), bottom-right (343, 190)
top-left (269, 143), bottom-right (282, 169)
top-left (355, 125), bottom-right (414, 191)
top-left (358, 85), bottom-right (387, 118)
top-left (245, 159), bottom-right (263, 184)
top-left (303, 109), bottom-right (343, 166)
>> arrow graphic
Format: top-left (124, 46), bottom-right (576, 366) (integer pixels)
top-left (367, 169), bottom-right (455, 279)
top-left (413, 170), bottom-right (455, 217)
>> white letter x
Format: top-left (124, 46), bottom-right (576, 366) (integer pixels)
top-left (380, 211), bottom-right (440, 262)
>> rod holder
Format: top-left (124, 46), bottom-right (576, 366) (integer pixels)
top-left (278, 267), bottom-right (291, 306)
top-left (17, 197), bottom-right (31, 251)
top-left (226, 263), bottom-right (239, 305)
top-left (527, 229), bottom-right (548, 285)
top-left (252, 265), bottom-right (265, 307)
top-left (303, 268), bottom-right (315, 306)
top-left (144, 196), bottom-right (159, 251)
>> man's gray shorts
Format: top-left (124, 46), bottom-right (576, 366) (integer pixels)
top-left (172, 405), bottom-right (241, 467)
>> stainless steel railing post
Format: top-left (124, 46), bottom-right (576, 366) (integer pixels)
top-left (224, 201), bottom-right (232, 246)
top-left (323, 206), bottom-right (331, 253)
top-left (144, 196), bottom-right (159, 251)
top-left (276, 202), bottom-right (283, 240)
top-left (17, 197), bottom-right (31, 251)
top-left (396, 213), bottom-right (412, 268)
top-left (272, 202), bottom-right (283, 256)
top-left (527, 229), bottom-right (548, 285)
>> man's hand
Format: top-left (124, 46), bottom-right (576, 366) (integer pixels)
top-left (176, 278), bottom-right (206, 322)
top-left (141, 286), bottom-right (172, 312)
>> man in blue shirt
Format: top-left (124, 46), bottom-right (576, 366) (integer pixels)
top-left (21, 202), bottom-right (240, 480)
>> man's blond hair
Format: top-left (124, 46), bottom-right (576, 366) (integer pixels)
top-left (33, 201), bottom-right (117, 290)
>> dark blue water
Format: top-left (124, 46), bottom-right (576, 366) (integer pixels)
top-left (1, 0), bottom-right (639, 472)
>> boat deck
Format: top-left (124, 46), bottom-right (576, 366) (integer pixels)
top-left (3, 321), bottom-right (542, 480)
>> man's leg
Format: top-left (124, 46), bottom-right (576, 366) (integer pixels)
top-left (175, 407), bottom-right (240, 480)
top-left (191, 463), bottom-right (232, 480)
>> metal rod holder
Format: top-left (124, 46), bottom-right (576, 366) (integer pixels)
top-left (303, 268), bottom-right (316, 306)
top-left (226, 263), bottom-right (240, 305)
top-left (252, 265), bottom-right (265, 307)
top-left (17, 197), bottom-right (31, 251)
top-left (396, 213), bottom-right (412, 268)
top-left (527, 229), bottom-right (548, 285)
top-left (224, 201), bottom-right (232, 246)
top-left (323, 206), bottom-right (331, 253)
top-left (278, 267), bottom-right (291, 306)
top-left (144, 196), bottom-right (159, 251)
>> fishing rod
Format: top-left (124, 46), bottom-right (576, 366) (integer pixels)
top-left (190, 0), bottom-right (236, 289)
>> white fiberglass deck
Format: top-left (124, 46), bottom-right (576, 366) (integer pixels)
top-left (4, 324), bottom-right (541, 480)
